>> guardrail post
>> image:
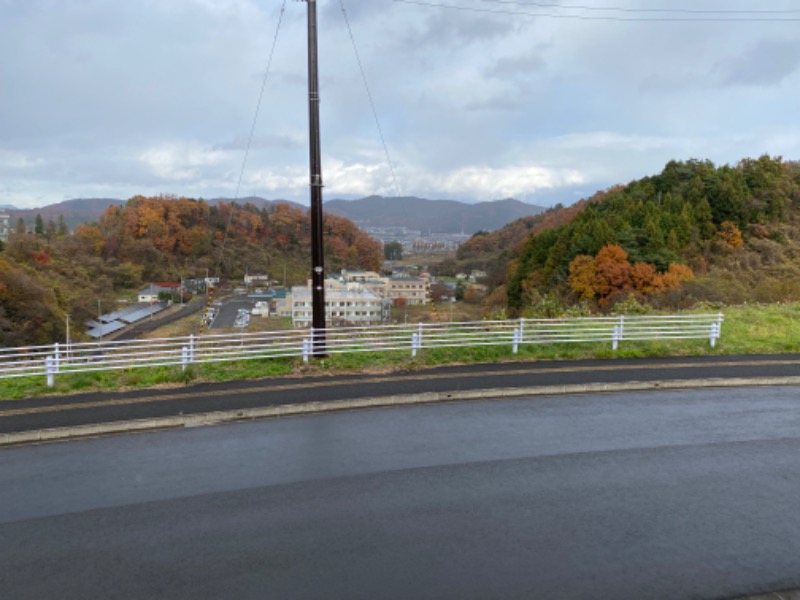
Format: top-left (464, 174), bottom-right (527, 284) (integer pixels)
top-left (512, 328), bottom-right (520, 354)
top-left (181, 346), bottom-right (189, 372)
top-left (411, 332), bottom-right (418, 358)
top-left (612, 325), bottom-right (620, 351)
top-left (46, 355), bottom-right (56, 387)
top-left (303, 337), bottom-right (311, 364)
top-left (188, 334), bottom-right (195, 363)
top-left (53, 342), bottom-right (60, 373)
top-left (709, 313), bottom-right (723, 347)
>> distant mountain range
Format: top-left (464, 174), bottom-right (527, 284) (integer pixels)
top-left (4, 195), bottom-right (546, 235)
top-left (4, 198), bottom-right (125, 231)
top-left (325, 196), bottom-right (546, 234)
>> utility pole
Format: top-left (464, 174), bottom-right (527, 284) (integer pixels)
top-left (303, 0), bottom-right (326, 356)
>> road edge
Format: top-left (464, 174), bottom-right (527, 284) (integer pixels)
top-left (4, 376), bottom-right (800, 447)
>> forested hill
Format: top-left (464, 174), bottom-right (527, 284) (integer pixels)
top-left (457, 156), bottom-right (800, 317)
top-left (0, 196), bottom-right (382, 346)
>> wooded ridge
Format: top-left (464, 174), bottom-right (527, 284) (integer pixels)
top-left (449, 155), bottom-right (800, 317)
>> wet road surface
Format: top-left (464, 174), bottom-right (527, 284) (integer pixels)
top-left (2, 386), bottom-right (800, 599)
top-left (7, 353), bottom-right (800, 435)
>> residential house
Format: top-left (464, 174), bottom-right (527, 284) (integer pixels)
top-left (138, 282), bottom-right (180, 303)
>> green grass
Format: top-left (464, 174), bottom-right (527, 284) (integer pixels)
top-left (707, 303), bottom-right (800, 354)
top-left (1, 303), bottom-right (799, 400)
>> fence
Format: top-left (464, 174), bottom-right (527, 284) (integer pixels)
top-left (0, 313), bottom-right (723, 388)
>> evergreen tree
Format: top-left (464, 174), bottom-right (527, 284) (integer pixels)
top-left (45, 219), bottom-right (57, 244)
top-left (34, 214), bottom-right (44, 236)
top-left (57, 215), bottom-right (69, 237)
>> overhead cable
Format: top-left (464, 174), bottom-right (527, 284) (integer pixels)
top-left (392, 0), bottom-right (800, 22)
top-left (340, 0), bottom-right (402, 198)
top-left (480, 0), bottom-right (800, 16)
top-left (217, 0), bottom-right (288, 274)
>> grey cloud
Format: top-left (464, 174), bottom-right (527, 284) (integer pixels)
top-left (400, 12), bottom-right (515, 50)
top-left (464, 92), bottom-right (528, 112)
top-left (214, 134), bottom-right (303, 151)
top-left (714, 38), bottom-right (800, 87)
top-left (638, 72), bottom-right (705, 93)
top-left (485, 52), bottom-right (546, 79)
top-left (321, 0), bottom-right (372, 24)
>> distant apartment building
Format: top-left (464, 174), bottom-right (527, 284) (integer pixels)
top-left (291, 282), bottom-right (384, 327)
top-left (386, 276), bottom-right (430, 305)
top-left (339, 269), bottom-right (430, 306)
top-left (0, 213), bottom-right (9, 243)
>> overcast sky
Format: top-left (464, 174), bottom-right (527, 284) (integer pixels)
top-left (1, 0), bottom-right (799, 209)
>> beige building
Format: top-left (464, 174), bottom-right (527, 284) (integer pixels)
top-left (386, 276), bottom-right (430, 305)
top-left (340, 269), bottom-right (383, 284)
top-left (340, 269), bottom-right (430, 306)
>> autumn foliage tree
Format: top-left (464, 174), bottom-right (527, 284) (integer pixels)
top-left (568, 244), bottom-right (694, 308)
top-left (592, 244), bottom-right (633, 304)
top-left (715, 220), bottom-right (744, 249)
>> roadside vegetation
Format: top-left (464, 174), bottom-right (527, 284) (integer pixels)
top-left (2, 302), bottom-right (800, 400)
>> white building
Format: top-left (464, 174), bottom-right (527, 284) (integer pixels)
top-left (291, 284), bottom-right (384, 327)
top-left (244, 273), bottom-right (270, 287)
top-left (137, 283), bottom-right (180, 303)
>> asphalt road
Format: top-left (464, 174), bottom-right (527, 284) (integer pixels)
top-left (6, 353), bottom-right (800, 436)
top-left (3, 386), bottom-right (800, 599)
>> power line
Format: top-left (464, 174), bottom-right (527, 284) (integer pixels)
top-left (339, 0), bottom-right (401, 198)
top-left (392, 0), bottom-right (800, 22)
top-left (231, 1), bottom-right (288, 203)
top-left (216, 0), bottom-right (288, 275)
top-left (480, 0), bottom-right (800, 16)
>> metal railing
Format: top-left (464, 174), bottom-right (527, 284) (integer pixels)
top-left (0, 313), bottom-right (723, 388)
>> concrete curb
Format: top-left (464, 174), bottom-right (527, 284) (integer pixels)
top-left (4, 376), bottom-right (800, 447)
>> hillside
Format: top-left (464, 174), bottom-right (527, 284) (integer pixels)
top-left (0, 195), bottom-right (382, 347)
top-left (474, 155), bottom-right (800, 317)
top-left (324, 196), bottom-right (546, 234)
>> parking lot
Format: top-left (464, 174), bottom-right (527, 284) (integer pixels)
top-left (206, 297), bottom-right (256, 330)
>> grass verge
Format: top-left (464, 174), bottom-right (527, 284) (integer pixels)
top-left (2, 303), bottom-right (800, 400)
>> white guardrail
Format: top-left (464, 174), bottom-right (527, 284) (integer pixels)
top-left (0, 313), bottom-right (723, 388)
